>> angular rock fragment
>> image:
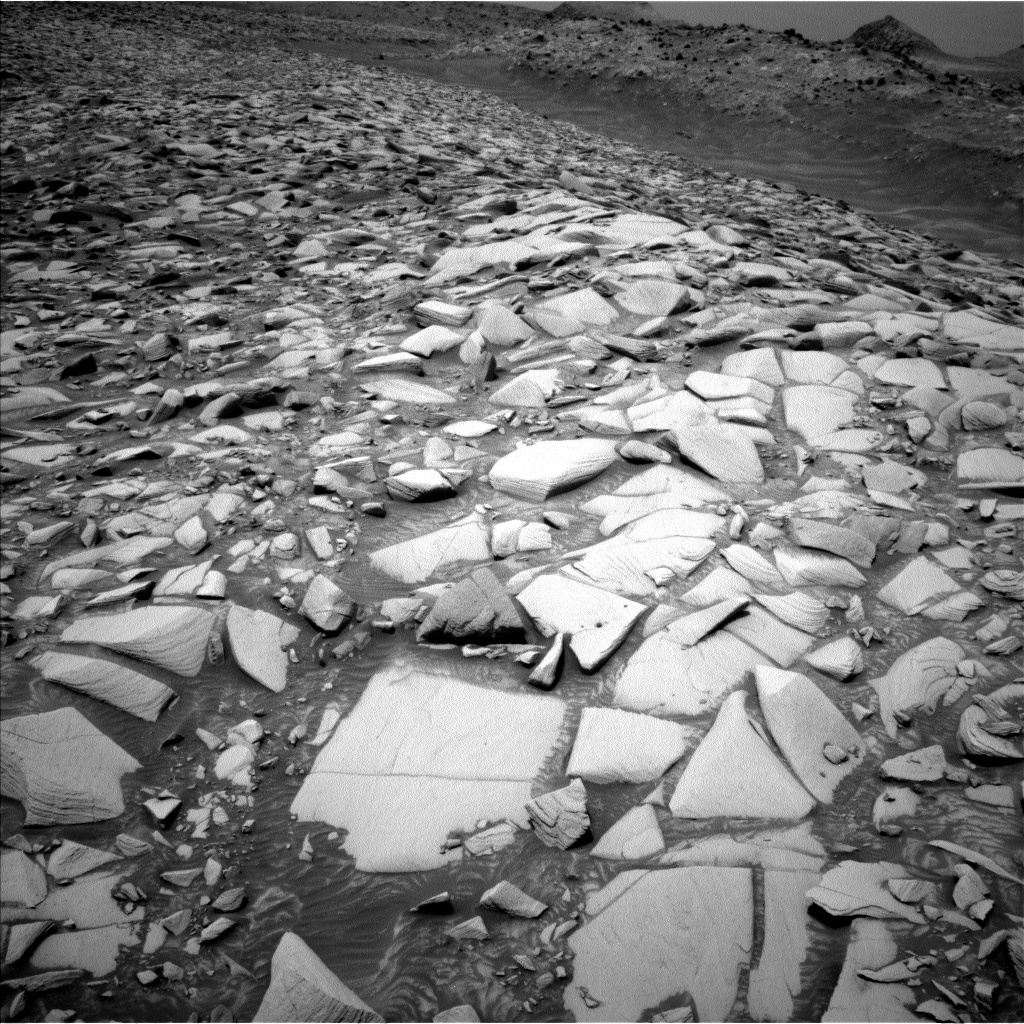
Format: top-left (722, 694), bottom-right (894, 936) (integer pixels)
top-left (805, 637), bottom-right (864, 681)
top-left (299, 576), bottom-right (355, 634)
top-left (525, 779), bottom-right (590, 849)
top-left (226, 606), bottom-right (300, 692)
top-left (488, 439), bottom-right (618, 501)
top-left (369, 514), bottom-right (491, 584)
top-left (478, 880), bottom-right (547, 918)
top-left (822, 920), bottom-right (916, 1022)
top-left (590, 805), bottom-right (664, 861)
top-left (807, 862), bottom-right (926, 923)
top-left (870, 638), bottom-right (965, 737)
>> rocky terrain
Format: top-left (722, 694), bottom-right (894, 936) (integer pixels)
top-left (248, 2), bottom-right (1024, 259)
top-left (1, 2), bottom-right (1023, 1023)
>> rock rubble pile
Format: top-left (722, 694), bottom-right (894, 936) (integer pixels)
top-left (1, 3), bottom-right (1022, 1023)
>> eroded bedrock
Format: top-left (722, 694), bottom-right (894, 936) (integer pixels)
top-left (290, 662), bottom-right (566, 871)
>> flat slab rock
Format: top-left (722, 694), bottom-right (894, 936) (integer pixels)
top-left (416, 567), bottom-right (525, 645)
top-left (823, 919), bottom-right (916, 1022)
top-left (565, 866), bottom-right (752, 1023)
top-left (0, 707), bottom-right (140, 826)
top-left (254, 931), bottom-right (383, 1022)
top-left (369, 513), bottom-right (492, 584)
top-left (226, 605), bottom-right (301, 692)
top-left (291, 663), bottom-right (565, 871)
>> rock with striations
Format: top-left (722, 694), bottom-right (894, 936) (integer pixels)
top-left (385, 468), bottom-right (458, 502)
top-left (254, 931), bottom-right (383, 1023)
top-left (59, 605), bottom-right (215, 678)
top-left (672, 419), bottom-right (764, 483)
top-left (525, 778), bottom-right (590, 849)
top-left (870, 637), bottom-right (964, 738)
top-left (790, 518), bottom-right (876, 568)
top-left (416, 567), bottom-right (526, 645)
top-left (488, 439), bottom-right (618, 500)
top-left (1, 708), bottom-right (140, 825)
top-left (33, 650), bottom-right (177, 722)
top-left (226, 605), bottom-right (301, 692)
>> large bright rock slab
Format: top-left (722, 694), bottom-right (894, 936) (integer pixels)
top-left (226, 606), bottom-right (300, 693)
top-left (565, 866), bottom-right (752, 1023)
top-left (1, 708), bottom-right (140, 825)
top-left (369, 514), bottom-right (491, 584)
top-left (566, 707), bottom-right (690, 784)
top-left (291, 663), bottom-right (566, 871)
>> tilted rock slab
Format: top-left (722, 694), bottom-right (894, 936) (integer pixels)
top-left (34, 650), bottom-right (176, 722)
top-left (59, 605), bottom-right (215, 677)
top-left (226, 605), bottom-right (301, 692)
top-left (1, 708), bottom-right (140, 825)
top-left (291, 663), bottom-right (565, 871)
top-left (416, 567), bottom-right (526, 645)
top-left (369, 513), bottom-right (491, 584)
top-left (254, 931), bottom-right (383, 1022)
top-left (565, 866), bottom-right (752, 1023)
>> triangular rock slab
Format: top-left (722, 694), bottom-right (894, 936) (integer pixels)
top-left (34, 650), bottom-right (176, 722)
top-left (615, 630), bottom-right (769, 717)
top-left (416, 567), bottom-right (526, 644)
top-left (59, 605), bottom-right (215, 678)
top-left (565, 866), bottom-right (752, 1023)
top-left (254, 932), bottom-right (383, 1022)
top-left (591, 805), bottom-right (665, 860)
top-left (291, 663), bottom-right (565, 871)
top-left (672, 420), bottom-right (764, 483)
top-left (755, 666), bottom-right (863, 803)
top-left (1, 708), bottom-right (140, 825)
top-left (516, 574), bottom-right (645, 672)
top-left (669, 691), bottom-right (814, 819)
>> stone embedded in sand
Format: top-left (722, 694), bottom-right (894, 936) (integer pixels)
top-left (1, 708), bottom-right (140, 825)
top-left (516, 574), bottom-right (645, 672)
top-left (822, 920), bottom-right (916, 1022)
top-left (370, 513), bottom-right (492, 584)
top-left (34, 650), bottom-right (177, 722)
top-left (591, 804), bottom-right (665, 861)
top-left (872, 358), bottom-right (945, 390)
top-left (525, 778), bottom-right (590, 849)
top-left (354, 351), bottom-right (425, 375)
top-left (57, 602), bottom-right (212, 675)
top-left (790, 518), bottom-right (875, 568)
top-left (361, 376), bottom-right (455, 405)
top-left (565, 866), bottom-right (752, 1024)
top-left (416, 567), bottom-right (526, 645)
top-left (755, 665), bottom-right (863, 803)
top-left (567, 707), bottom-right (690, 784)
top-left (870, 638), bottom-right (965, 738)
top-left (616, 629), bottom-right (768, 717)
top-left (807, 861), bottom-right (925, 923)
top-left (254, 932), bottom-right (383, 1023)
top-left (880, 745), bottom-right (948, 782)
top-left (479, 880), bottom-right (547, 918)
top-left (488, 438), bottom-right (618, 501)
top-left (669, 691), bottom-right (814, 820)
top-left (298, 575), bottom-right (355, 634)
top-left (291, 663), bottom-right (565, 871)
top-left (615, 278), bottom-right (693, 316)
top-left (226, 606), bottom-right (300, 692)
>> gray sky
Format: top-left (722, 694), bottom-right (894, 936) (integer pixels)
top-left (512, 1), bottom-right (1024, 56)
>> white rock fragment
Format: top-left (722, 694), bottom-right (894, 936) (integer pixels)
top-left (567, 707), bottom-right (690, 784)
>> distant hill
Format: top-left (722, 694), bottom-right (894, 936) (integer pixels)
top-left (849, 15), bottom-right (942, 58)
top-left (549, 2), bottom-right (670, 24)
